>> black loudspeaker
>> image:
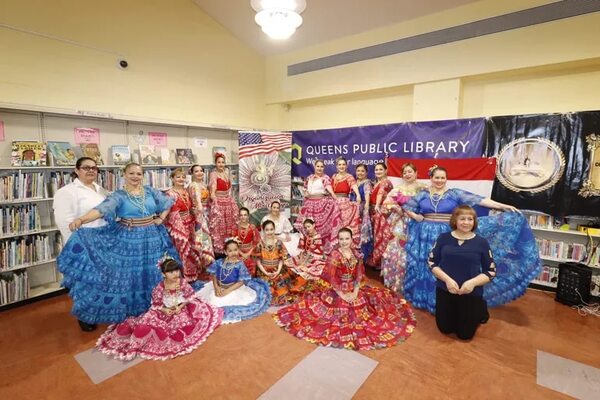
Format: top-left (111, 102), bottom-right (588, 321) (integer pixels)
top-left (556, 262), bottom-right (592, 306)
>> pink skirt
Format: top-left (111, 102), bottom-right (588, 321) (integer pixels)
top-left (209, 196), bottom-right (239, 253)
top-left (294, 198), bottom-right (342, 252)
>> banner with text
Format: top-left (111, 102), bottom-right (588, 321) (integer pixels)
top-left (291, 118), bottom-right (486, 178)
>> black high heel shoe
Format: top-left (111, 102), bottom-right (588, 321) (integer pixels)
top-left (78, 320), bottom-right (97, 332)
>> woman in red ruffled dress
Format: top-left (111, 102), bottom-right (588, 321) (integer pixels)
top-left (331, 157), bottom-right (361, 247)
top-left (188, 164), bottom-right (214, 269)
top-left (293, 160), bottom-right (342, 252)
top-left (208, 153), bottom-right (239, 255)
top-left (367, 162), bottom-right (394, 268)
top-left (164, 168), bottom-right (203, 282)
top-left (233, 207), bottom-right (260, 276)
top-left (273, 228), bottom-right (416, 351)
top-left (97, 258), bottom-right (222, 360)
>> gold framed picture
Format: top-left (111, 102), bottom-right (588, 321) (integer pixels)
top-left (578, 133), bottom-right (600, 197)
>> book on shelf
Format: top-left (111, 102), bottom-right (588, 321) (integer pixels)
top-left (176, 148), bottom-right (194, 164)
top-left (532, 265), bottom-right (559, 287)
top-left (47, 141), bottom-right (77, 166)
top-left (535, 238), bottom-right (587, 262)
top-left (79, 143), bottom-right (104, 165)
top-left (1, 171), bottom-right (47, 201)
top-left (110, 145), bottom-right (131, 165)
top-left (230, 167), bottom-right (238, 185)
top-left (0, 234), bottom-right (54, 272)
top-left (158, 147), bottom-right (171, 165)
top-left (0, 204), bottom-right (42, 236)
top-left (0, 270), bottom-right (28, 305)
top-left (11, 141), bottom-right (47, 167)
top-left (139, 145), bottom-right (160, 165)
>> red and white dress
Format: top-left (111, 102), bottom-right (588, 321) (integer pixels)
top-left (208, 172), bottom-right (239, 254)
top-left (274, 248), bottom-right (416, 350)
top-left (367, 178), bottom-right (394, 267)
top-left (293, 174), bottom-right (342, 252)
top-left (332, 173), bottom-right (361, 246)
top-left (96, 279), bottom-right (222, 360)
top-left (164, 189), bottom-right (202, 282)
top-left (188, 181), bottom-right (215, 269)
top-left (233, 223), bottom-right (261, 276)
top-left (286, 232), bottom-right (326, 280)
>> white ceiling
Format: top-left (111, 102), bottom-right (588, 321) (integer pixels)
top-left (193, 0), bottom-right (481, 55)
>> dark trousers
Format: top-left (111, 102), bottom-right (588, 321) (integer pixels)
top-left (435, 287), bottom-right (487, 340)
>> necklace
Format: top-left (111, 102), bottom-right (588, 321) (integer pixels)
top-left (172, 188), bottom-right (191, 211)
top-left (263, 238), bottom-right (276, 252)
top-left (238, 224), bottom-right (250, 242)
top-left (428, 189), bottom-right (446, 213)
top-left (219, 259), bottom-right (237, 281)
top-left (125, 186), bottom-right (148, 215)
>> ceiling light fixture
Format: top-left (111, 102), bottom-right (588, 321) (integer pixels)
top-left (251, 0), bottom-right (306, 40)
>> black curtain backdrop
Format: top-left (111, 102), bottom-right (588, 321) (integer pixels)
top-left (484, 111), bottom-right (600, 217)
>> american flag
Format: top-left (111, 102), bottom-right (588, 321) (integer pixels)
top-left (238, 131), bottom-right (292, 159)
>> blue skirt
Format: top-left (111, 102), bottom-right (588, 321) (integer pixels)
top-left (57, 223), bottom-right (180, 324)
top-left (404, 212), bottom-right (542, 313)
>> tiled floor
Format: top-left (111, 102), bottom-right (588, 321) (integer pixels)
top-left (1, 285), bottom-right (599, 400)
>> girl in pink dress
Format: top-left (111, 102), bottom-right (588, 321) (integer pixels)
top-left (293, 160), bottom-right (342, 252)
top-left (331, 157), bottom-right (362, 247)
top-left (208, 153), bottom-right (239, 255)
top-left (164, 168), bottom-right (203, 282)
top-left (96, 258), bottom-right (222, 360)
top-left (367, 162), bottom-right (394, 268)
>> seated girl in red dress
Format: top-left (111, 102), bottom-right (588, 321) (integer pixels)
top-left (96, 258), bottom-right (222, 360)
top-left (286, 218), bottom-right (326, 291)
top-left (273, 228), bottom-right (417, 351)
top-left (233, 207), bottom-right (260, 276)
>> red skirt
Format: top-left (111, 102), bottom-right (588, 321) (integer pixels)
top-left (294, 198), bottom-right (342, 252)
top-left (367, 208), bottom-right (393, 267)
top-left (209, 196), bottom-right (239, 254)
top-left (273, 285), bottom-right (416, 350)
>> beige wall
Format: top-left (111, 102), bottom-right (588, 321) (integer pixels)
top-left (0, 0), bottom-right (265, 129)
top-left (264, 0), bottom-right (600, 130)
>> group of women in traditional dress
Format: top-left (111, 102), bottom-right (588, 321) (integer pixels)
top-left (54, 153), bottom-right (541, 360)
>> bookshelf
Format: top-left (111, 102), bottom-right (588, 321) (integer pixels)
top-left (0, 162), bottom-right (240, 310)
top-left (525, 212), bottom-right (600, 297)
top-left (290, 177), bottom-right (304, 223)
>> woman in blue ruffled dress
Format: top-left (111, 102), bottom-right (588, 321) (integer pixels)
top-left (403, 166), bottom-right (542, 313)
top-left (57, 163), bottom-right (181, 325)
top-left (197, 239), bottom-right (271, 323)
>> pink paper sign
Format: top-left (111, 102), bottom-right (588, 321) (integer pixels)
top-left (148, 132), bottom-right (167, 146)
top-left (0, 121), bottom-right (4, 142)
top-left (74, 127), bottom-right (100, 144)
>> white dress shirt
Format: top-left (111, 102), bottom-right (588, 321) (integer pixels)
top-left (53, 178), bottom-right (108, 243)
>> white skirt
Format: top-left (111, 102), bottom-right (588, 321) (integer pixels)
top-left (196, 281), bottom-right (257, 307)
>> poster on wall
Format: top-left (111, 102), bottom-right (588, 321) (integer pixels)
top-left (74, 127), bottom-right (100, 144)
top-left (148, 131), bottom-right (167, 146)
top-left (291, 118), bottom-right (486, 178)
top-left (238, 131), bottom-right (292, 225)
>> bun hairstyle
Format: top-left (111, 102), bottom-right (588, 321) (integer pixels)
top-left (214, 152), bottom-right (226, 163)
top-left (355, 163), bottom-right (368, 173)
top-left (261, 220), bottom-right (275, 230)
top-left (170, 167), bottom-right (185, 179)
top-left (303, 218), bottom-right (315, 226)
top-left (189, 164), bottom-right (203, 174)
top-left (338, 227), bottom-right (353, 238)
top-left (124, 162), bottom-right (142, 172)
top-left (402, 162), bottom-right (417, 173)
top-left (160, 257), bottom-right (182, 274)
top-left (239, 207), bottom-right (250, 215)
top-left (375, 162), bottom-right (387, 170)
top-left (335, 156), bottom-right (347, 164)
top-left (428, 165), bottom-right (447, 178)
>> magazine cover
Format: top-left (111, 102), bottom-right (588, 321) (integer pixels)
top-left (11, 141), bottom-right (47, 167)
top-left (175, 148), bottom-right (194, 164)
top-left (110, 145), bottom-right (131, 165)
top-left (80, 143), bottom-right (104, 165)
top-left (140, 144), bottom-right (159, 165)
top-left (158, 147), bottom-right (171, 165)
top-left (47, 141), bottom-right (77, 166)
